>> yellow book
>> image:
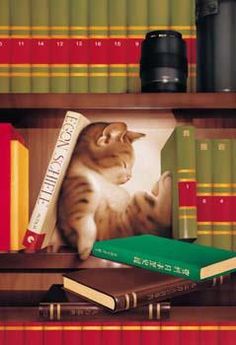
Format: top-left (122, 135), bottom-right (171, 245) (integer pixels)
top-left (11, 140), bottom-right (29, 251)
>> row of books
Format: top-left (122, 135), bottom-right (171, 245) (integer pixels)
top-left (0, 124), bottom-right (29, 252)
top-left (0, 0), bottom-right (196, 93)
top-left (161, 126), bottom-right (236, 251)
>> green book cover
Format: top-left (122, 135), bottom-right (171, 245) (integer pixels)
top-left (108, 0), bottom-right (127, 93)
top-left (10, 0), bottom-right (31, 93)
top-left (212, 139), bottom-right (232, 250)
top-left (195, 139), bottom-right (212, 246)
top-left (92, 235), bottom-right (236, 281)
top-left (161, 126), bottom-right (197, 240)
top-left (31, 0), bottom-right (50, 93)
top-left (49, 0), bottom-right (69, 93)
top-left (70, 0), bottom-right (88, 93)
top-left (232, 139), bottom-right (236, 251)
top-left (127, 0), bottom-right (148, 93)
top-left (0, 0), bottom-right (10, 92)
top-left (170, 0), bottom-right (194, 92)
top-left (148, 0), bottom-right (170, 30)
top-left (88, 0), bottom-right (108, 93)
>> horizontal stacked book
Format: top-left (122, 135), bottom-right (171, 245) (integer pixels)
top-left (0, 0), bottom-right (196, 93)
top-left (0, 123), bottom-right (29, 251)
top-left (161, 125), bottom-right (236, 251)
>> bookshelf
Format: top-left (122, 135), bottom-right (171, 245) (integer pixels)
top-left (0, 93), bottom-right (235, 322)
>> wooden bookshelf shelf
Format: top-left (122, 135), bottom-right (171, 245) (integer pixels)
top-left (0, 93), bottom-right (236, 110)
top-left (0, 250), bottom-right (126, 271)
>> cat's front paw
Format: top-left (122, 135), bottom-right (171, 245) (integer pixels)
top-left (79, 247), bottom-right (92, 260)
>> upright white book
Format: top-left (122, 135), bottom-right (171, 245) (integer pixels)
top-left (23, 111), bottom-right (90, 250)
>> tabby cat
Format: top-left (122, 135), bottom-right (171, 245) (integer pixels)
top-left (55, 122), bottom-right (172, 260)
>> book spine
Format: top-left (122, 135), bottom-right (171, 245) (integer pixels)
top-left (196, 139), bottom-right (212, 246)
top-left (161, 126), bottom-right (197, 240)
top-left (0, 0), bottom-right (10, 92)
top-left (31, 0), bottom-right (50, 93)
top-left (39, 302), bottom-right (170, 321)
top-left (232, 139), bottom-right (236, 251)
top-left (23, 112), bottom-right (90, 250)
top-left (88, 0), bottom-right (108, 93)
top-left (190, 0), bottom-right (197, 92)
top-left (10, 0), bottom-right (31, 92)
top-left (127, 0), bottom-right (148, 93)
top-left (170, 0), bottom-right (195, 92)
top-left (10, 141), bottom-right (29, 251)
top-left (212, 139), bottom-right (232, 250)
top-left (108, 0), bottom-right (127, 93)
top-left (92, 244), bottom-right (200, 280)
top-left (148, 0), bottom-right (170, 30)
top-left (49, 0), bottom-right (69, 93)
top-left (70, 0), bottom-right (89, 93)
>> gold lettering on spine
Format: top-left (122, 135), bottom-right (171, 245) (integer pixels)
top-left (125, 294), bottom-right (130, 310)
top-left (148, 304), bottom-right (153, 320)
top-left (49, 304), bottom-right (54, 321)
top-left (132, 292), bottom-right (137, 308)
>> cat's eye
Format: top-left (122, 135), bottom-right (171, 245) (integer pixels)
top-left (122, 161), bottom-right (127, 168)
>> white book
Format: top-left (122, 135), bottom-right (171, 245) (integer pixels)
top-left (23, 111), bottom-right (90, 250)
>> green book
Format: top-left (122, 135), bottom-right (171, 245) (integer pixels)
top-left (212, 140), bottom-right (232, 250)
top-left (0, 0), bottom-right (10, 92)
top-left (127, 0), bottom-right (148, 93)
top-left (108, 0), bottom-right (127, 93)
top-left (161, 126), bottom-right (197, 240)
top-left (195, 139), bottom-right (212, 247)
top-left (170, 0), bottom-right (194, 92)
top-left (49, 0), bottom-right (69, 92)
top-left (10, 0), bottom-right (31, 93)
top-left (88, 0), bottom-right (108, 93)
top-left (31, 0), bottom-right (50, 92)
top-left (92, 235), bottom-right (236, 281)
top-left (70, 0), bottom-right (89, 93)
top-left (233, 140), bottom-right (236, 251)
top-left (148, 0), bottom-right (170, 31)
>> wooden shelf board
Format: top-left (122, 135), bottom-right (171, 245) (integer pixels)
top-left (0, 93), bottom-right (236, 110)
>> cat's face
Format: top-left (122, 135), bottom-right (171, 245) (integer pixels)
top-left (75, 122), bottom-right (145, 184)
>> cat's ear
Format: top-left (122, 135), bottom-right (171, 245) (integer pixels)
top-left (126, 131), bottom-right (146, 143)
top-left (97, 122), bottom-right (127, 146)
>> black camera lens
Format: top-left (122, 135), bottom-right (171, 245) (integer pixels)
top-left (140, 30), bottom-right (188, 92)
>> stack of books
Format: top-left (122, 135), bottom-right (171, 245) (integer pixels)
top-left (39, 235), bottom-right (235, 321)
top-left (0, 0), bottom-right (196, 93)
top-left (161, 126), bottom-right (236, 251)
top-left (0, 123), bottom-right (29, 252)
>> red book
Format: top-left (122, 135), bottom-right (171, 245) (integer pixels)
top-left (81, 322), bottom-right (102, 344)
top-left (0, 322), bottom-right (4, 344)
top-left (159, 322), bottom-right (180, 345)
top-left (101, 322), bottom-right (121, 345)
top-left (5, 322), bottom-right (25, 345)
top-left (43, 322), bottom-right (63, 344)
top-left (219, 323), bottom-right (236, 345)
top-left (24, 322), bottom-right (43, 345)
top-left (62, 323), bottom-right (81, 345)
top-left (199, 323), bottom-right (219, 345)
top-left (141, 322), bottom-right (160, 345)
top-left (0, 124), bottom-right (25, 251)
top-left (179, 323), bottom-right (200, 345)
top-left (122, 322), bottom-right (141, 345)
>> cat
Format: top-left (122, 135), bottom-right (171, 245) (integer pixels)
top-left (54, 121), bottom-right (172, 260)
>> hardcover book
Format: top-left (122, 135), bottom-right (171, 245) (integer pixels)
top-left (0, 124), bottom-right (26, 251)
top-left (92, 235), bottom-right (236, 281)
top-left (212, 139), bottom-right (232, 250)
top-left (63, 267), bottom-right (227, 312)
top-left (161, 126), bottom-right (197, 240)
top-left (31, 0), bottom-right (50, 92)
top-left (232, 139), bottom-right (236, 251)
top-left (196, 139), bottom-right (213, 246)
top-left (23, 111), bottom-right (90, 250)
top-left (39, 284), bottom-right (170, 321)
top-left (0, 0), bottom-right (10, 92)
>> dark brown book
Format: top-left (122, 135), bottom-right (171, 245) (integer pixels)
top-left (63, 268), bottom-right (228, 312)
top-left (39, 284), bottom-right (170, 321)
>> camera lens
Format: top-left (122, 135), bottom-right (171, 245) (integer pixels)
top-left (140, 30), bottom-right (188, 92)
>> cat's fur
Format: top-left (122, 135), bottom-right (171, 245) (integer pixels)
top-left (55, 122), bottom-right (172, 260)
